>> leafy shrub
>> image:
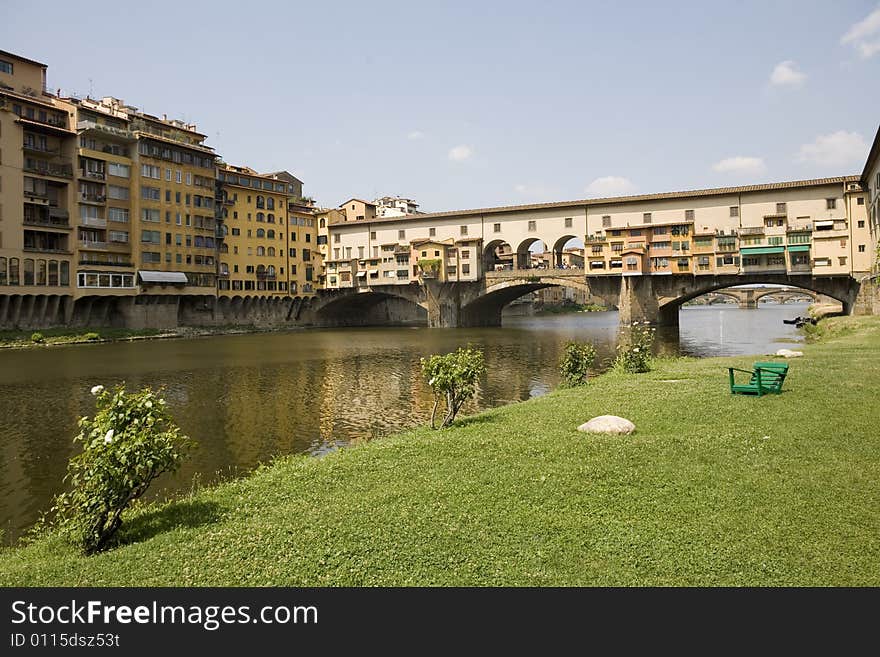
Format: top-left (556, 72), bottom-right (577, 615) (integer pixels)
top-left (30, 332), bottom-right (44, 344)
top-left (420, 347), bottom-right (486, 429)
top-left (82, 332), bottom-right (100, 341)
top-left (613, 322), bottom-right (656, 373)
top-left (45, 384), bottom-right (194, 554)
top-left (559, 341), bottom-right (596, 386)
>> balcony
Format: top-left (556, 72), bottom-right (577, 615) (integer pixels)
top-left (763, 212), bottom-right (787, 219)
top-left (738, 226), bottom-right (764, 236)
top-left (585, 234), bottom-right (607, 243)
top-left (787, 224), bottom-right (812, 233)
top-left (23, 142), bottom-right (61, 155)
top-left (81, 170), bottom-right (106, 181)
top-left (80, 216), bottom-right (107, 228)
top-left (79, 240), bottom-right (108, 250)
top-left (78, 259), bottom-right (133, 267)
top-left (24, 214), bottom-right (71, 230)
top-left (76, 120), bottom-right (135, 141)
top-left (24, 160), bottom-right (73, 179)
top-left (219, 269), bottom-right (230, 277)
top-left (80, 193), bottom-right (106, 205)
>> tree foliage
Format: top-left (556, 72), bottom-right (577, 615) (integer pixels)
top-left (44, 384), bottom-right (194, 554)
top-left (420, 347), bottom-right (486, 429)
top-left (559, 341), bottom-right (597, 386)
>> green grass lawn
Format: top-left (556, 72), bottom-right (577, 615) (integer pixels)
top-left (2, 316), bottom-right (879, 586)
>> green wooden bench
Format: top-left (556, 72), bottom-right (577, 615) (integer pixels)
top-left (728, 361), bottom-right (789, 396)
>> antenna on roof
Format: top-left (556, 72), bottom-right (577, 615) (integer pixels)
top-left (88, 78), bottom-right (94, 98)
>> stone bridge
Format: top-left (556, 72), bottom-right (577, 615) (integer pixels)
top-left (305, 269), bottom-right (862, 328)
top-left (697, 287), bottom-right (819, 308)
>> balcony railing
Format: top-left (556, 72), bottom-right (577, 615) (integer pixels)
top-left (80, 217), bottom-right (107, 228)
top-left (256, 271), bottom-right (277, 280)
top-left (22, 142), bottom-right (60, 155)
top-left (81, 170), bottom-right (106, 181)
top-left (77, 120), bottom-right (135, 140)
top-left (787, 224), bottom-right (813, 232)
top-left (24, 161), bottom-right (73, 178)
top-left (80, 193), bottom-right (106, 204)
top-left (79, 240), bottom-right (108, 250)
top-left (78, 259), bottom-right (133, 267)
top-left (738, 226), bottom-right (764, 235)
top-left (24, 215), bottom-right (71, 230)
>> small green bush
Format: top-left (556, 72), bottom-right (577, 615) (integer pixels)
top-left (559, 341), bottom-right (596, 386)
top-left (30, 332), bottom-right (44, 344)
top-left (421, 347), bottom-right (486, 429)
top-left (44, 384), bottom-right (194, 554)
top-left (82, 332), bottom-right (100, 341)
top-left (613, 322), bottom-right (656, 373)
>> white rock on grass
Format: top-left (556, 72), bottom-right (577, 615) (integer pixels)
top-left (776, 349), bottom-right (804, 358)
top-left (578, 415), bottom-right (635, 435)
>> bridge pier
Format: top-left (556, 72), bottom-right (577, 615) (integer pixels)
top-left (618, 276), bottom-right (665, 326)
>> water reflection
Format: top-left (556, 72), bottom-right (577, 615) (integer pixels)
top-left (0, 303), bottom-right (808, 542)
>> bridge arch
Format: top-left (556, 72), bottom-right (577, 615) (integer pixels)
top-left (308, 288), bottom-right (428, 327)
top-left (651, 274), bottom-right (858, 324)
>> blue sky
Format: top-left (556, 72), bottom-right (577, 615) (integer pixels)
top-left (3, 1), bottom-right (879, 212)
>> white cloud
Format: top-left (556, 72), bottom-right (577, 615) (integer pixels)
top-left (448, 144), bottom-right (474, 161)
top-left (841, 6), bottom-right (880, 58)
top-left (584, 176), bottom-right (636, 197)
top-left (769, 60), bottom-right (806, 87)
top-left (796, 131), bottom-right (868, 167)
top-left (407, 130), bottom-right (424, 140)
top-left (712, 156), bottom-right (767, 175)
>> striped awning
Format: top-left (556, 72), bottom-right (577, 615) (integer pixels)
top-left (740, 246), bottom-right (785, 255)
top-left (787, 245), bottom-right (811, 252)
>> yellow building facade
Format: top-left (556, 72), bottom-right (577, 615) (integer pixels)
top-left (0, 51), bottom-right (77, 313)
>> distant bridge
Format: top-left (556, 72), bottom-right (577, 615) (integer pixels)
top-left (696, 287), bottom-right (819, 308)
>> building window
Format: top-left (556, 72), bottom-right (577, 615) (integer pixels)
top-left (493, 223), bottom-right (501, 233)
top-left (730, 206), bottom-right (739, 217)
top-left (334, 233), bottom-right (341, 243)
top-left (858, 244), bottom-right (866, 252)
top-left (602, 215), bottom-right (611, 227)
top-left (462, 264), bottom-right (470, 275)
top-left (429, 227), bottom-right (436, 237)
top-left (564, 217), bottom-right (573, 228)
top-left (398, 230), bottom-right (406, 239)
top-left (370, 231), bottom-right (377, 240)
top-left (460, 225), bottom-right (468, 235)
top-left (527, 220), bottom-right (536, 232)
top-left (776, 202), bottom-right (787, 214)
top-left (858, 220), bottom-right (865, 228)
top-left (826, 198), bottom-right (836, 210)
top-left (685, 209), bottom-right (694, 221)
top-left (857, 197), bottom-right (865, 205)
top-left (643, 212), bottom-right (652, 224)
top-left (0, 60), bottom-right (13, 74)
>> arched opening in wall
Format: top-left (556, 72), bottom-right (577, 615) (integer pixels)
top-left (515, 238), bottom-right (545, 270)
top-left (551, 235), bottom-right (584, 270)
top-left (483, 239), bottom-right (514, 272)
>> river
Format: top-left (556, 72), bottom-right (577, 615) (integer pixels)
top-left (0, 303), bottom-right (809, 543)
